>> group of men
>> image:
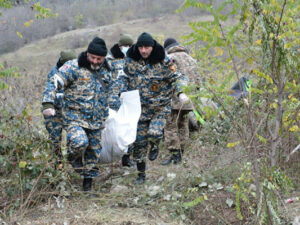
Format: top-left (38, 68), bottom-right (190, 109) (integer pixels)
top-left (42, 32), bottom-right (199, 191)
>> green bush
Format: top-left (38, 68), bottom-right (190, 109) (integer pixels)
top-left (0, 105), bottom-right (70, 218)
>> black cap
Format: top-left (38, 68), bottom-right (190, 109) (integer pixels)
top-left (164, 38), bottom-right (179, 49)
top-left (87, 37), bottom-right (107, 56)
top-left (136, 32), bottom-right (154, 47)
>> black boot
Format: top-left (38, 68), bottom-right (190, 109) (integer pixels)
top-left (161, 155), bottom-right (175, 165)
top-left (173, 150), bottom-right (182, 164)
top-left (83, 177), bottom-right (92, 191)
top-left (135, 161), bottom-right (146, 184)
top-left (67, 154), bottom-right (83, 174)
top-left (148, 142), bottom-right (159, 161)
top-left (162, 149), bottom-right (182, 165)
top-left (122, 154), bottom-right (136, 167)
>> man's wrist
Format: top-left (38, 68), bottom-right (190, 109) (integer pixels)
top-left (42, 103), bottom-right (54, 111)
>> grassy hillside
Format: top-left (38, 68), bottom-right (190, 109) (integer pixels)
top-left (0, 12), bottom-right (299, 225)
top-left (1, 14), bottom-right (211, 75)
top-left (0, 14), bottom-right (213, 123)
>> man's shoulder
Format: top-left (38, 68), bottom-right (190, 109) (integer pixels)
top-left (59, 59), bottom-right (79, 73)
top-left (169, 51), bottom-right (196, 66)
top-left (109, 58), bottom-right (125, 66)
top-left (48, 65), bottom-right (59, 76)
top-left (125, 56), bottom-right (136, 64)
top-left (162, 56), bottom-right (176, 67)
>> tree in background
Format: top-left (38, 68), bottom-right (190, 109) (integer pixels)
top-left (0, 0), bottom-right (57, 89)
top-left (181, 0), bottom-right (299, 223)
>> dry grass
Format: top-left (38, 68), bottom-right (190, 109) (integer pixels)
top-left (1, 13), bottom-right (298, 225)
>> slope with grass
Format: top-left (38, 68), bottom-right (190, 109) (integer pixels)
top-left (1, 13), bottom-right (298, 225)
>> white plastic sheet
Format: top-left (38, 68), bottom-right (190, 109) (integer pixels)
top-left (99, 90), bottom-right (141, 164)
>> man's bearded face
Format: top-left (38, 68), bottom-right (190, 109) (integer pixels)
top-left (87, 53), bottom-right (105, 70)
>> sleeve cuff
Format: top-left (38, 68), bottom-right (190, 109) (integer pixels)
top-left (42, 103), bottom-right (54, 111)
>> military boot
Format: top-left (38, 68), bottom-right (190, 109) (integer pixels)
top-left (135, 161), bottom-right (146, 184)
top-left (148, 142), bottom-right (159, 161)
top-left (83, 177), bottom-right (92, 191)
top-left (161, 154), bottom-right (175, 165)
top-left (173, 149), bottom-right (182, 164)
top-left (67, 153), bottom-right (83, 174)
top-left (122, 154), bottom-right (136, 167)
top-left (162, 149), bottom-right (182, 165)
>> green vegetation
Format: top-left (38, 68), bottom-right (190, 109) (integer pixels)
top-left (0, 0), bottom-right (299, 224)
top-left (181, 0), bottom-right (299, 223)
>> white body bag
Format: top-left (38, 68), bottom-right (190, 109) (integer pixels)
top-left (99, 90), bottom-right (141, 164)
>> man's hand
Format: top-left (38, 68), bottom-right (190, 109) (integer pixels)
top-left (179, 93), bottom-right (190, 104)
top-left (43, 108), bottom-right (56, 116)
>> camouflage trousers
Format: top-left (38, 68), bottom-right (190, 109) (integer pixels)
top-left (164, 109), bottom-right (190, 152)
top-left (44, 110), bottom-right (63, 158)
top-left (129, 115), bottom-right (166, 162)
top-left (66, 125), bottom-right (102, 178)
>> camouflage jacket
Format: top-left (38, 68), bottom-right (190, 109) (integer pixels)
top-left (107, 44), bottom-right (127, 80)
top-left (106, 44), bottom-right (127, 110)
top-left (120, 41), bottom-right (187, 121)
top-left (166, 45), bottom-right (199, 110)
top-left (46, 62), bottom-right (64, 109)
top-left (42, 52), bottom-right (113, 130)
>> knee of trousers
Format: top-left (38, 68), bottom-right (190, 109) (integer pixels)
top-left (148, 128), bottom-right (164, 140)
top-left (130, 140), bottom-right (148, 161)
top-left (148, 118), bottom-right (166, 139)
top-left (67, 126), bottom-right (89, 152)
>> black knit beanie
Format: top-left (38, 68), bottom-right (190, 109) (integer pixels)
top-left (87, 37), bottom-right (107, 56)
top-left (136, 32), bottom-right (154, 47)
top-left (164, 38), bottom-right (178, 49)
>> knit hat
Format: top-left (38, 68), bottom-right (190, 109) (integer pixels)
top-left (118, 33), bottom-right (134, 46)
top-left (136, 32), bottom-right (154, 47)
top-left (164, 38), bottom-right (179, 49)
top-left (87, 37), bottom-right (107, 56)
top-left (59, 50), bottom-right (76, 64)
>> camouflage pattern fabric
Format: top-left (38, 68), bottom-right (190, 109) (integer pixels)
top-left (121, 57), bottom-right (185, 121)
top-left (107, 56), bottom-right (126, 111)
top-left (164, 109), bottom-right (189, 151)
top-left (46, 64), bottom-right (65, 108)
top-left (43, 64), bottom-right (65, 157)
top-left (66, 125), bottom-right (102, 178)
top-left (166, 45), bottom-right (200, 110)
top-left (119, 55), bottom-right (185, 162)
top-left (129, 115), bottom-right (166, 162)
top-left (44, 112), bottom-right (63, 157)
top-left (42, 58), bottom-right (112, 130)
top-left (42, 54), bottom-right (114, 177)
top-left (164, 45), bottom-right (200, 152)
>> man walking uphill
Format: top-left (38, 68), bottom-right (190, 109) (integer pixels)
top-left (162, 38), bottom-right (199, 165)
top-left (43, 50), bottom-right (76, 161)
top-left (107, 34), bottom-right (136, 168)
top-left (42, 37), bottom-right (113, 191)
top-left (119, 32), bottom-right (187, 184)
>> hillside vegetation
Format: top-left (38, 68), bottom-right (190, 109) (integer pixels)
top-left (0, 0), bottom-right (299, 224)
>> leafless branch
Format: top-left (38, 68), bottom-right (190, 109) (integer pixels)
top-left (286, 144), bottom-right (300, 162)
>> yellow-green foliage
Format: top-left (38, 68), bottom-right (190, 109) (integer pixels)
top-left (181, 0), bottom-right (298, 223)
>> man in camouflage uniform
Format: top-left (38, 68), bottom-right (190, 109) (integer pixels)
top-left (162, 38), bottom-right (199, 165)
top-left (119, 32), bottom-right (187, 184)
top-left (42, 37), bottom-right (113, 191)
top-left (43, 50), bottom-right (76, 161)
top-left (107, 34), bottom-right (136, 168)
